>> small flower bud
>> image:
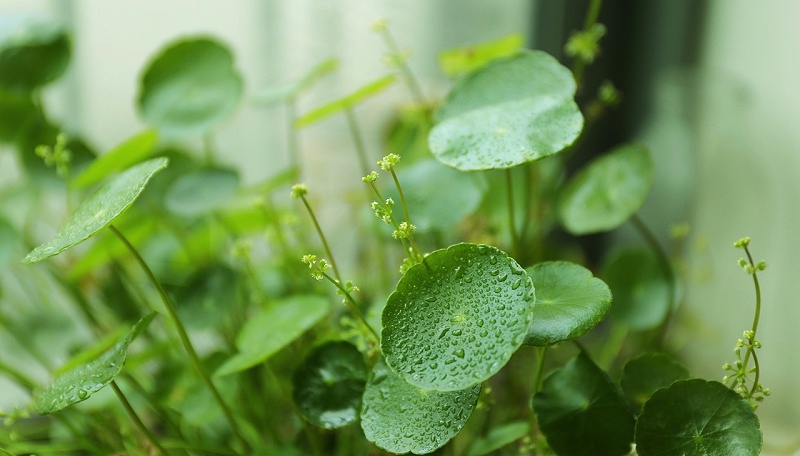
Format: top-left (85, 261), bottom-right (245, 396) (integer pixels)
top-left (362, 171), bottom-right (379, 183)
top-left (753, 339), bottom-right (762, 348)
top-left (734, 236), bottom-right (750, 248)
top-left (290, 183), bottom-right (308, 198)
top-left (743, 330), bottom-right (755, 340)
top-left (738, 258), bottom-right (748, 268)
top-left (377, 153), bottom-right (401, 170)
top-left (756, 261), bottom-right (767, 271)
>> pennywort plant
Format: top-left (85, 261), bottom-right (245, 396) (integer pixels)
top-left (0, 5), bottom-right (768, 456)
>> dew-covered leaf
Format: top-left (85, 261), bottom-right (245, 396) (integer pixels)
top-left (215, 295), bottom-right (330, 377)
top-left (294, 74), bottom-right (396, 128)
top-left (523, 261), bottom-right (611, 346)
top-left (71, 130), bottom-right (158, 189)
top-left (22, 157), bottom-right (169, 263)
top-left (360, 358), bottom-right (480, 455)
top-left (604, 248), bottom-right (671, 331)
top-left (163, 167), bottom-right (239, 217)
top-left (532, 352), bottom-right (635, 456)
top-left (466, 421), bottom-right (530, 456)
top-left (383, 159), bottom-right (487, 233)
top-left (620, 352), bottom-right (689, 414)
top-left (557, 143), bottom-right (653, 235)
top-left (292, 341), bottom-right (367, 429)
top-left (138, 37), bottom-right (243, 137)
top-left (382, 243), bottom-right (535, 391)
top-left (256, 57), bottom-right (338, 105)
top-left (438, 33), bottom-right (525, 78)
top-left (0, 15), bottom-right (71, 92)
top-left (37, 312), bottom-right (156, 414)
top-left (429, 50), bottom-right (582, 171)
top-left (635, 379), bottom-right (762, 456)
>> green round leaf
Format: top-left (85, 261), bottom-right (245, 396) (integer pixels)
top-left (635, 379), bottom-right (762, 456)
top-left (138, 37), bottom-right (243, 137)
top-left (37, 312), bottom-right (155, 414)
top-left (430, 50), bottom-right (582, 171)
top-left (384, 159), bottom-right (487, 232)
top-left (382, 243), bottom-right (535, 391)
top-left (557, 143), bottom-right (654, 235)
top-left (360, 358), bottom-right (480, 455)
top-left (292, 341), bottom-right (367, 429)
top-left (22, 157), bottom-right (169, 263)
top-left (163, 167), bottom-right (240, 217)
top-left (215, 295), bottom-right (330, 377)
top-left (532, 353), bottom-right (635, 456)
top-left (523, 261), bottom-right (612, 346)
top-left (620, 353), bottom-right (689, 414)
top-left (0, 15), bottom-right (71, 92)
top-left (604, 248), bottom-right (671, 331)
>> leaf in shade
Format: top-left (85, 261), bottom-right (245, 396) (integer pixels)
top-left (635, 379), bottom-right (762, 456)
top-left (22, 157), bottom-right (169, 263)
top-left (215, 295), bottom-right (330, 377)
top-left (620, 352), bottom-right (690, 414)
top-left (292, 341), bottom-right (367, 429)
top-left (163, 167), bottom-right (240, 217)
top-left (0, 15), bottom-right (71, 92)
top-left (524, 261), bottom-right (612, 346)
top-left (532, 353), bottom-right (635, 456)
top-left (557, 143), bottom-right (654, 235)
top-left (360, 358), bottom-right (480, 455)
top-left (603, 248), bottom-right (672, 331)
top-left (466, 421), bottom-right (530, 456)
top-left (37, 312), bottom-right (156, 414)
top-left (138, 37), bottom-right (243, 137)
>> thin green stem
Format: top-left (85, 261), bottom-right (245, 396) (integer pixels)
top-left (298, 195), bottom-right (342, 282)
top-left (286, 97), bottom-right (302, 176)
top-left (532, 347), bottom-right (548, 394)
top-left (388, 168), bottom-right (423, 260)
top-left (749, 347), bottom-right (761, 398)
top-left (741, 246), bottom-right (762, 370)
top-left (367, 181), bottom-right (415, 262)
top-left (345, 108), bottom-right (371, 178)
top-left (505, 169), bottom-right (519, 258)
top-left (107, 224), bottom-right (251, 453)
top-left (320, 270), bottom-right (380, 344)
top-left (378, 27), bottom-right (426, 105)
top-left (571, 0), bottom-right (604, 87)
top-left (110, 381), bottom-right (167, 456)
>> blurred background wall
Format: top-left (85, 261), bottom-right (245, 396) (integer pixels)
top-left (0, 1), bottom-right (798, 453)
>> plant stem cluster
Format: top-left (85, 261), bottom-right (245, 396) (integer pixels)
top-left (723, 237), bottom-right (770, 408)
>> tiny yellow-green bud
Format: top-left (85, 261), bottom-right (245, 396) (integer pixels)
top-left (743, 330), bottom-right (755, 340)
top-left (756, 261), bottom-right (767, 271)
top-left (734, 236), bottom-right (750, 248)
top-left (738, 258), bottom-right (748, 268)
top-left (301, 254), bottom-right (317, 266)
top-left (377, 153), bottom-right (401, 170)
top-left (371, 18), bottom-right (389, 32)
top-left (290, 183), bottom-right (308, 198)
top-left (362, 171), bottom-right (379, 183)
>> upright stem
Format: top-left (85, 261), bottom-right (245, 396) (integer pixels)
top-left (110, 381), bottom-right (167, 456)
top-left (297, 195), bottom-right (342, 283)
top-left (741, 246), bottom-right (762, 372)
top-left (378, 27), bottom-right (426, 105)
top-left (321, 271), bottom-right (380, 343)
top-left (572, 0), bottom-right (604, 87)
top-left (505, 169), bottom-right (519, 258)
top-left (345, 108), bottom-right (371, 178)
top-left (531, 347), bottom-right (548, 395)
top-left (108, 224), bottom-right (251, 452)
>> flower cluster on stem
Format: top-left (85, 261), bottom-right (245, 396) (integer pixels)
top-left (723, 237), bottom-right (769, 408)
